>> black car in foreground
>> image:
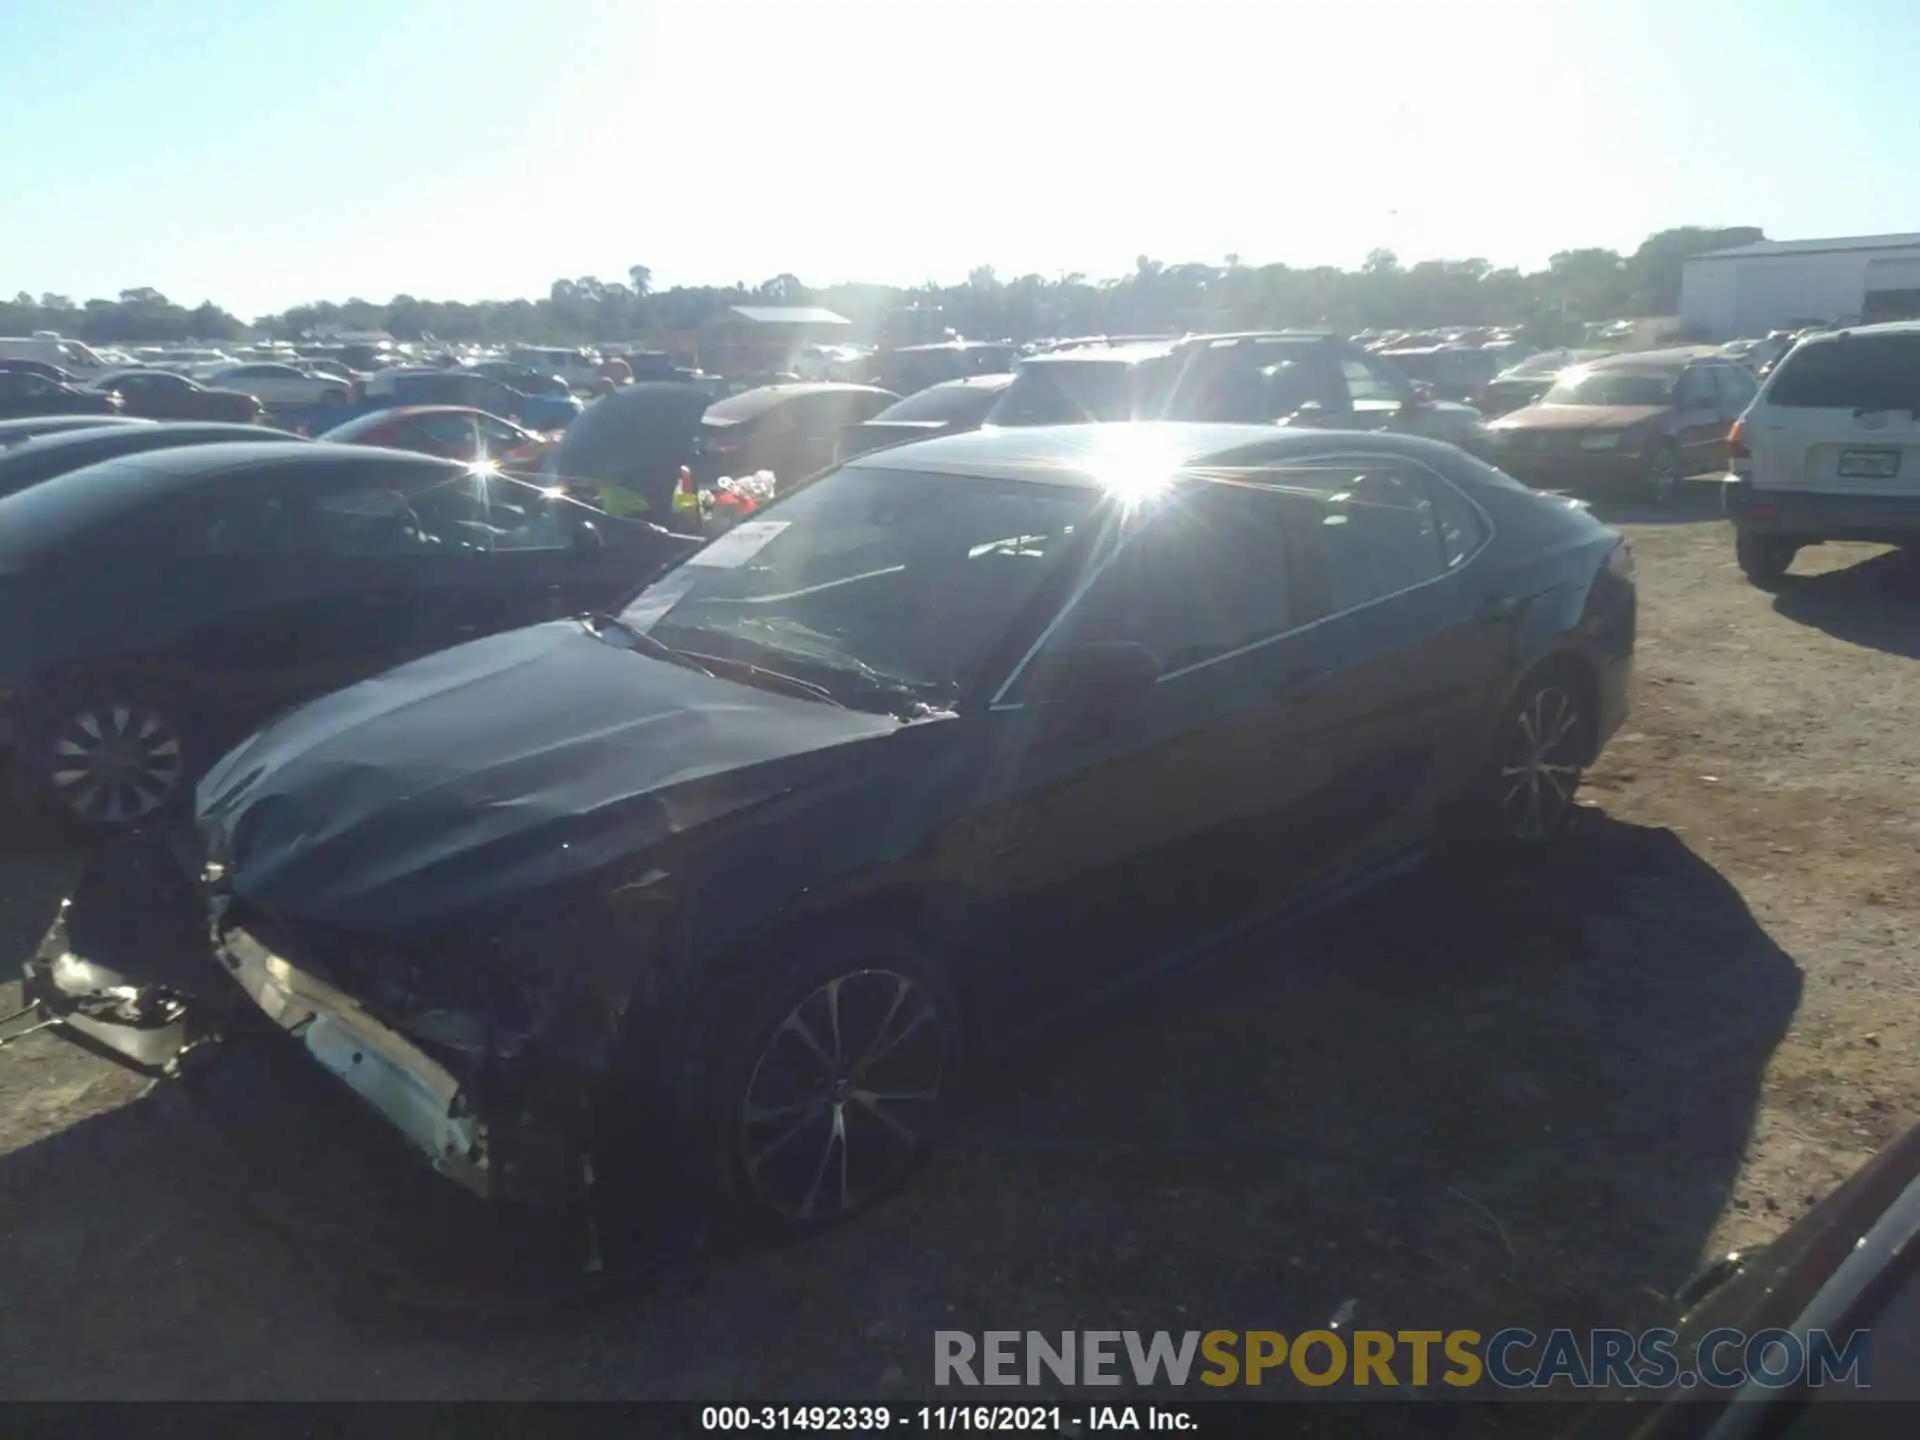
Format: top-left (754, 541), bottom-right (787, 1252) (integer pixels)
top-left (0, 441), bottom-right (697, 830)
top-left (0, 421), bottom-right (303, 501)
top-left (34, 424), bottom-right (1635, 1236)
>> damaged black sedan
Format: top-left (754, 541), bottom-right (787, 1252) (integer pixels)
top-left (136, 425), bottom-right (1634, 1233)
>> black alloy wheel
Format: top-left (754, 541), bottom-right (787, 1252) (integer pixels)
top-left (707, 947), bottom-right (958, 1232)
top-left (28, 689), bottom-right (194, 832)
top-left (1487, 673), bottom-right (1592, 845)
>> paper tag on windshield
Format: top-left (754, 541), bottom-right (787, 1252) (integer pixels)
top-left (624, 568), bottom-right (700, 632)
top-left (687, 519), bottom-right (789, 569)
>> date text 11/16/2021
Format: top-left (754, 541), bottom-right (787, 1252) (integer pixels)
top-left (701, 1404), bottom-right (1196, 1432)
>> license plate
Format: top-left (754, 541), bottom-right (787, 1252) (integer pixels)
top-left (1838, 448), bottom-right (1901, 478)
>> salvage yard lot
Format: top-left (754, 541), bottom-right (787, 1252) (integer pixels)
top-left (2, 485), bottom-right (1917, 1403)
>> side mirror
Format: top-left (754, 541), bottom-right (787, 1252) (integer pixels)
top-left (1404, 383), bottom-right (1436, 409)
top-left (1024, 639), bottom-right (1162, 710)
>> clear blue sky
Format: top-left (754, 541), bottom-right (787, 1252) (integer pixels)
top-left (1, 0), bottom-right (1912, 318)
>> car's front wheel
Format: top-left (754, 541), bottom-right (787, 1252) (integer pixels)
top-left (1735, 532), bottom-right (1798, 589)
top-left (689, 936), bottom-right (961, 1235)
top-left (21, 682), bottom-right (200, 834)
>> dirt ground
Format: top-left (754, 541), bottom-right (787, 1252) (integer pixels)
top-left (2, 481), bottom-right (1916, 1408)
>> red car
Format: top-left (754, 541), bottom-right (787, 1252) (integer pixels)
top-left (320, 405), bottom-right (559, 473)
top-left (90, 369), bottom-right (264, 424)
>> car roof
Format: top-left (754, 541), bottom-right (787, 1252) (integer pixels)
top-left (704, 383), bottom-right (898, 421)
top-left (1588, 346), bottom-right (1726, 370)
top-left (842, 422), bottom-right (1474, 487)
top-left (2, 422), bottom-right (287, 459)
top-left (1787, 320), bottom-right (1920, 342)
top-left (890, 341), bottom-right (1017, 354)
top-left (1019, 343), bottom-right (1178, 367)
top-left (0, 415), bottom-right (153, 440)
top-left (921, 372), bottom-right (1018, 393)
top-left (80, 439), bottom-right (451, 485)
top-left (346, 405), bottom-right (487, 421)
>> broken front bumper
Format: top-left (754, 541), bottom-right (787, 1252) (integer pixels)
top-left (211, 922), bottom-right (491, 1197)
top-left (25, 836), bottom-right (579, 1210)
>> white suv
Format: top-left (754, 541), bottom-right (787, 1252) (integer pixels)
top-left (1724, 321), bottom-right (1920, 587)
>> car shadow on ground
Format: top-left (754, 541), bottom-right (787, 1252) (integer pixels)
top-left (1771, 549), bottom-right (1920, 660)
top-left (0, 810), bottom-right (1801, 1400)
top-left (1574, 479), bottom-right (1726, 528)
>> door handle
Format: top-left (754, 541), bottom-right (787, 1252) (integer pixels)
top-left (1477, 595), bottom-right (1520, 624)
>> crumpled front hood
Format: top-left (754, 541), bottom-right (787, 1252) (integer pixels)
top-left (198, 621), bottom-right (899, 932)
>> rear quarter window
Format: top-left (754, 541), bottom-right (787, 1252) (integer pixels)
top-left (1764, 333), bottom-right (1920, 410)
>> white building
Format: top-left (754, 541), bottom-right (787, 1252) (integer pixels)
top-left (1680, 233), bottom-right (1920, 340)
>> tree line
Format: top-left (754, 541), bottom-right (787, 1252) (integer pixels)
top-left (4, 226), bottom-right (1761, 349)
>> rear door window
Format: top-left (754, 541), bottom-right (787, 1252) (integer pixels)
top-left (1023, 481), bottom-right (1297, 681)
top-left (476, 415), bottom-right (530, 450)
top-left (308, 467), bottom-right (492, 557)
top-left (1271, 460), bottom-right (1457, 616)
top-left (93, 480), bottom-right (304, 558)
top-left (1764, 333), bottom-right (1920, 410)
top-left (401, 413), bottom-right (478, 457)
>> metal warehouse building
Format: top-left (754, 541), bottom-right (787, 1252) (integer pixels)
top-left (1680, 232), bottom-right (1920, 340)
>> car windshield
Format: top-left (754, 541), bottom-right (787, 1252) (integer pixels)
top-left (621, 464), bottom-right (1099, 707)
top-left (1542, 368), bottom-right (1677, 407)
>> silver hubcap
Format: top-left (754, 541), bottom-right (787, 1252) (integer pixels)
top-left (739, 968), bottom-right (945, 1222)
top-left (48, 703), bottom-right (185, 824)
top-left (1499, 687), bottom-right (1583, 840)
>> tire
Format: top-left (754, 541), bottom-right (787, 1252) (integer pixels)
top-left (20, 680), bottom-right (203, 836)
top-left (1465, 663), bottom-right (1596, 849)
top-left (1735, 532), bottom-right (1797, 590)
top-left (673, 933), bottom-right (962, 1237)
top-left (1640, 440), bottom-right (1681, 503)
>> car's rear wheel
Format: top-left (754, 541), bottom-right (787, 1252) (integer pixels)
top-left (687, 936), bottom-right (961, 1235)
top-left (22, 682), bottom-right (200, 834)
top-left (1735, 532), bottom-right (1798, 589)
top-left (1641, 440), bottom-right (1681, 503)
top-left (1465, 663), bottom-right (1595, 848)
